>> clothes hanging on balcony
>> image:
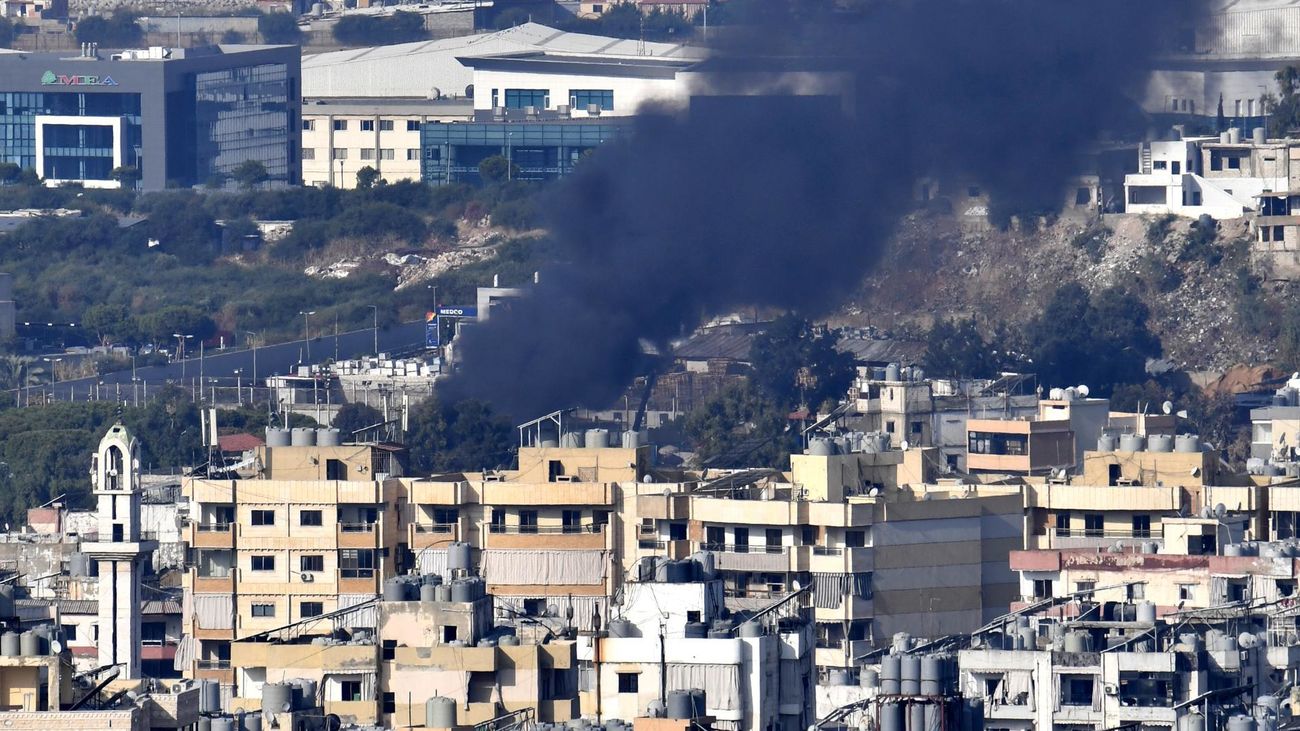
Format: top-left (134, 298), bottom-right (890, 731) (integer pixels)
top-left (194, 594), bottom-right (234, 630)
top-left (495, 594), bottom-right (607, 632)
top-left (338, 593), bottom-right (378, 628)
top-left (666, 663), bottom-right (742, 711)
top-left (811, 572), bottom-right (874, 608)
top-left (481, 549), bottom-right (607, 585)
top-left (174, 634), bottom-right (196, 672)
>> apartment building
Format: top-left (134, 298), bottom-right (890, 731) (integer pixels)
top-left (633, 440), bottom-right (1023, 674)
top-left (965, 391), bottom-right (1109, 476)
top-left (301, 98), bottom-right (472, 188)
top-left (850, 368), bottom-right (1039, 472)
top-left (577, 569), bottom-right (814, 731)
top-left (179, 432), bottom-right (405, 693)
top-left (399, 430), bottom-right (645, 633)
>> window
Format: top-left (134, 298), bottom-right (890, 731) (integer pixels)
top-left (300, 601), bottom-right (324, 617)
top-left (504, 89), bottom-right (548, 109)
top-left (733, 527), bottom-right (749, 552)
top-left (845, 529), bottom-right (866, 548)
top-left (1178, 584), bottom-right (1195, 600)
top-left (1084, 513), bottom-right (1104, 538)
top-left (251, 555), bottom-right (275, 571)
top-left (1229, 155), bottom-right (1241, 170)
top-left (562, 510), bottom-right (582, 533)
top-left (570, 89), bottom-right (614, 111)
top-left (332, 148), bottom-right (348, 160)
top-left (360, 149), bottom-right (375, 160)
top-left (766, 528), bottom-right (782, 549)
top-left (967, 432), bottom-right (1028, 456)
top-left (669, 522), bottom-right (687, 540)
top-left (62, 625), bottom-right (77, 641)
top-left (1153, 160), bottom-right (1167, 170)
top-left (333, 119), bottom-right (347, 131)
top-left (301, 147), bottom-right (315, 160)
top-left (379, 119), bottom-right (394, 131)
top-left (303, 119), bottom-right (315, 131)
top-left (910, 420), bottom-right (923, 435)
top-left (1060, 675), bottom-right (1094, 706)
top-left (885, 420), bottom-right (895, 434)
top-left (705, 526), bottom-right (724, 549)
top-left (300, 555), bottom-right (324, 572)
top-left (382, 639), bottom-right (396, 660)
top-left (360, 120), bottom-right (374, 131)
top-left (1055, 512), bottom-right (1071, 537)
top-left (1075, 581), bottom-right (1095, 594)
top-left (251, 510), bottom-right (275, 526)
top-left (252, 603), bottom-right (275, 617)
top-left (519, 510), bottom-right (538, 534)
top-left (1132, 515), bottom-right (1151, 538)
top-left (1275, 225), bottom-right (1285, 242)
top-left (407, 120), bottom-right (421, 131)
top-left (425, 147), bottom-right (441, 160)
top-left (382, 692), bottom-right (395, 713)
top-left (1128, 583), bottom-right (1145, 600)
top-left (380, 148), bottom-right (395, 160)
top-left (407, 148), bottom-right (421, 160)
top-left (339, 680), bottom-right (362, 701)
top-left (300, 509), bottom-right (323, 526)
top-left (490, 509), bottom-right (506, 533)
top-left (1032, 579), bottom-right (1052, 599)
top-left (617, 672), bottom-right (638, 694)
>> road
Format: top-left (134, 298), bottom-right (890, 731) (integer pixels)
top-left (44, 321), bottom-right (430, 401)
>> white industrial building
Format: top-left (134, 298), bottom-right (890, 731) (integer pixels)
top-left (301, 22), bottom-right (705, 101)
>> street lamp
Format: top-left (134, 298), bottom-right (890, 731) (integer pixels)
top-left (298, 311), bottom-right (316, 363)
top-left (173, 333), bottom-right (193, 379)
top-left (245, 331), bottom-right (259, 384)
top-left (367, 305), bottom-right (379, 355)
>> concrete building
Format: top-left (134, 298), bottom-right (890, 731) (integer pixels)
top-left (179, 434), bottom-right (406, 694)
top-left (301, 97), bottom-right (471, 188)
top-left (0, 44), bottom-right (301, 190)
top-left (576, 569), bottom-right (814, 731)
top-left (421, 112), bottom-right (628, 184)
top-left (965, 391), bottom-right (1109, 476)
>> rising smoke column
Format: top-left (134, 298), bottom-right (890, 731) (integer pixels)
top-left (442, 0), bottom-right (1203, 420)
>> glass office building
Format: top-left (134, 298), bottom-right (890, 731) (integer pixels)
top-left (0, 45), bottom-right (300, 190)
top-left (420, 118), bottom-right (626, 185)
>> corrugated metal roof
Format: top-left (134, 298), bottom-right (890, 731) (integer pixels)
top-left (672, 331), bottom-right (754, 362)
top-left (302, 22), bottom-right (705, 98)
top-left (834, 338), bottom-right (925, 365)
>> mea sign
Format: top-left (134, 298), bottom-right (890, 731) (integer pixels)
top-left (40, 70), bottom-right (119, 86)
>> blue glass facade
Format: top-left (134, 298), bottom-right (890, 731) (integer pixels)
top-left (0, 91), bottom-right (142, 176)
top-left (420, 121), bottom-right (626, 185)
top-left (193, 63), bottom-right (293, 183)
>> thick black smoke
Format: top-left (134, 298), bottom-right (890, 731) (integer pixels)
top-left (443, 0), bottom-right (1203, 421)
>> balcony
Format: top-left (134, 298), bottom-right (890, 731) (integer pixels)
top-left (810, 546), bottom-right (873, 574)
top-left (407, 480), bottom-right (464, 506)
top-left (1048, 529), bottom-right (1162, 551)
top-left (337, 567), bottom-right (378, 594)
top-left (192, 568), bottom-right (236, 594)
top-left (190, 523), bottom-right (235, 548)
top-left (635, 538), bottom-right (693, 559)
top-left (636, 492), bottom-right (690, 520)
top-left (409, 522), bottom-right (459, 549)
top-left (706, 543), bottom-right (795, 572)
top-left (487, 523), bottom-right (608, 550)
top-left (338, 522), bottom-right (378, 548)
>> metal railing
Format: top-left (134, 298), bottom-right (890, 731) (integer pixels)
top-left (340, 522), bottom-right (377, 533)
top-left (412, 523), bottom-right (457, 534)
top-left (196, 659), bottom-right (231, 670)
top-left (488, 524), bottom-right (605, 535)
top-left (1055, 528), bottom-right (1153, 539)
top-left (195, 523), bottom-right (233, 532)
top-left (813, 546), bottom-right (844, 556)
top-left (340, 568), bottom-right (376, 579)
top-left (702, 542), bottom-right (786, 555)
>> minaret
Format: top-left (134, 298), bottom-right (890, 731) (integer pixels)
top-left (84, 422), bottom-right (154, 679)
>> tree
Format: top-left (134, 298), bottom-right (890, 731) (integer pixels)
top-left (749, 314), bottom-right (856, 410)
top-left (111, 165), bottom-right (140, 189)
top-left (1266, 66), bottom-right (1300, 138)
top-left (258, 12), bottom-right (303, 44)
top-left (923, 318), bottom-right (1002, 379)
top-left (477, 155), bottom-right (519, 184)
top-left (75, 13), bottom-right (142, 46)
top-left (683, 382), bottom-right (794, 468)
top-left (334, 402), bottom-right (383, 438)
top-left (220, 29), bottom-right (246, 44)
top-left (231, 160), bottom-right (270, 190)
top-left (0, 18), bottom-right (14, 48)
top-left (355, 165), bottom-right (381, 190)
top-left (333, 12), bottom-right (427, 46)
top-left (136, 305), bottom-right (216, 349)
top-left (0, 162), bottom-right (20, 185)
top-left (404, 398), bottom-right (513, 474)
top-left (1022, 284), bottom-right (1161, 395)
top-left (82, 303), bottom-right (136, 345)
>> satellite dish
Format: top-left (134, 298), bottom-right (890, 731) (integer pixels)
top-left (1176, 410), bottom-right (1189, 419)
top-left (1077, 384), bottom-right (1090, 397)
top-left (50, 640), bottom-right (62, 654)
top-left (791, 579), bottom-right (802, 592)
top-left (1215, 503), bottom-right (1227, 519)
top-left (1191, 467), bottom-right (1201, 477)
top-left (1162, 401), bottom-right (1173, 415)
top-left (899, 440), bottom-right (910, 451)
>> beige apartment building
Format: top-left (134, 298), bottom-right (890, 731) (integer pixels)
top-left (180, 433), bottom-right (405, 691)
top-left (300, 98), bottom-right (471, 188)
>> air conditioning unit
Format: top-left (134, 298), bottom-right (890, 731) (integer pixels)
top-left (554, 475), bottom-right (578, 482)
top-left (1103, 683), bottom-right (1118, 696)
top-left (485, 474), bottom-right (505, 482)
top-left (300, 572), bottom-right (315, 582)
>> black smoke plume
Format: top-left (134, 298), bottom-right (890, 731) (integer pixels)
top-left (442, 0), bottom-right (1203, 421)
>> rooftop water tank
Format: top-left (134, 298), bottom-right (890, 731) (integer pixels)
top-left (879, 702), bottom-right (904, 731)
top-left (419, 584), bottom-right (439, 603)
top-left (900, 655), bottom-right (921, 695)
top-left (266, 428), bottom-right (290, 447)
top-left (585, 429), bottom-right (609, 449)
top-left (1136, 601), bottom-right (1157, 624)
top-left (262, 682), bottom-right (293, 716)
top-left (435, 585), bottom-right (452, 602)
top-left (211, 718), bottom-right (236, 731)
top-left (18, 631), bottom-right (38, 656)
top-left (1149, 434), bottom-right (1174, 453)
top-left (1228, 715), bottom-right (1256, 731)
top-left (1175, 434), bottom-right (1200, 453)
top-left (200, 679), bottom-right (221, 714)
top-left (1097, 435), bottom-right (1118, 452)
top-left (317, 428), bottom-right (341, 447)
top-left (828, 669), bottom-right (851, 686)
top-left (1119, 434), bottom-right (1146, 452)
top-left (885, 363), bottom-right (901, 381)
top-left (498, 634), bottom-right (520, 646)
top-left (860, 668), bottom-right (879, 688)
top-left (1018, 626), bottom-right (1036, 651)
top-left (450, 580), bottom-right (474, 603)
top-left (622, 430), bottom-right (643, 449)
top-left (880, 655), bottom-right (901, 694)
top-left (0, 632), bottom-right (18, 657)
top-left (560, 432), bottom-right (582, 449)
top-left (808, 438), bottom-right (835, 456)
top-left (920, 655), bottom-right (944, 695)
top-left (1180, 712), bottom-right (1206, 731)
top-left (426, 697), bottom-right (457, 729)
top-left (383, 578), bottom-right (409, 602)
top-left (290, 428), bottom-right (316, 447)
top-left (447, 542), bottom-right (472, 571)
top-left (243, 713), bottom-right (263, 731)
top-left (684, 622), bottom-right (709, 639)
top-left (738, 620), bottom-right (763, 638)
top-left (1064, 631), bottom-right (1090, 653)
top-left (607, 618), bottom-right (634, 638)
